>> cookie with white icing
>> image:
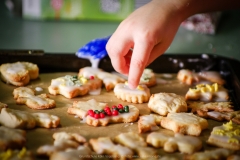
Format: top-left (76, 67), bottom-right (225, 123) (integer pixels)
top-left (0, 126), bottom-right (26, 151)
top-left (37, 131), bottom-right (87, 157)
top-left (0, 108), bottom-right (60, 129)
top-left (49, 146), bottom-right (92, 160)
top-left (204, 110), bottom-right (240, 124)
top-left (184, 148), bottom-right (236, 160)
top-left (198, 71), bottom-right (226, 85)
top-left (90, 137), bottom-right (133, 159)
top-left (79, 66), bottom-right (125, 91)
top-left (0, 102), bottom-right (7, 111)
top-left (0, 61), bottom-right (39, 86)
top-left (48, 75), bottom-right (102, 98)
top-left (67, 99), bottom-right (107, 119)
top-left (177, 69), bottom-right (200, 85)
top-left (0, 148), bottom-right (34, 160)
top-left (140, 68), bottom-right (157, 87)
top-left (114, 132), bottom-right (157, 159)
top-left (114, 83), bottom-right (150, 104)
top-left (148, 93), bottom-right (188, 116)
top-left (13, 87), bottom-right (56, 110)
top-left (86, 104), bottom-right (139, 127)
top-left (185, 83), bottom-right (229, 102)
top-left (207, 121), bottom-right (240, 150)
top-left (160, 113), bottom-right (208, 136)
top-left (138, 114), bottom-right (160, 133)
top-left (147, 132), bottom-right (202, 154)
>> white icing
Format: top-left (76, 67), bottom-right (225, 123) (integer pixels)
top-left (6, 62), bottom-right (26, 74)
top-left (35, 87), bottom-right (43, 92)
top-left (114, 83), bottom-right (149, 96)
top-left (89, 88), bottom-right (101, 95)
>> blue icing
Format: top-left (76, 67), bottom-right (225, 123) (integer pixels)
top-left (76, 36), bottom-right (110, 60)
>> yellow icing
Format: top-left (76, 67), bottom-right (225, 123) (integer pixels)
top-left (0, 149), bottom-right (12, 160)
top-left (80, 77), bottom-right (88, 84)
top-left (213, 121), bottom-right (240, 144)
top-left (18, 147), bottom-right (27, 158)
top-left (190, 83), bottom-right (219, 93)
top-left (137, 85), bottom-right (144, 90)
top-left (228, 138), bottom-right (239, 144)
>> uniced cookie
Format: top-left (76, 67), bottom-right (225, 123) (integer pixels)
top-left (160, 112), bottom-right (208, 136)
top-left (114, 83), bottom-right (150, 104)
top-left (207, 121), bottom-right (240, 150)
top-left (0, 61), bottom-right (39, 86)
top-left (148, 93), bottom-right (188, 116)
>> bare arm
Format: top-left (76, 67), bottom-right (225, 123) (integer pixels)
top-left (106, 0), bottom-right (240, 89)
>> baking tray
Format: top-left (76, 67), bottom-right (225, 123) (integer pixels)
top-left (0, 50), bottom-right (240, 159)
top-left (1, 50), bottom-right (240, 110)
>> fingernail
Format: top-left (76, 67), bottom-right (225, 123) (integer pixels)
top-left (128, 82), bottom-right (137, 90)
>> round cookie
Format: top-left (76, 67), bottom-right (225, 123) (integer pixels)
top-left (148, 93), bottom-right (187, 116)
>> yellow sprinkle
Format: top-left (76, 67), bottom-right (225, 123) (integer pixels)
top-left (201, 87), bottom-right (207, 93)
top-left (213, 83), bottom-right (218, 92)
top-left (189, 88), bottom-right (200, 93)
top-left (18, 147), bottom-right (27, 158)
top-left (137, 85), bottom-right (144, 90)
top-left (80, 77), bottom-right (88, 84)
top-left (0, 149), bottom-right (12, 160)
top-left (206, 84), bottom-right (212, 92)
top-left (124, 81), bottom-right (128, 85)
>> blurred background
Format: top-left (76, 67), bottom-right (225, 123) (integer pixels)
top-left (0, 0), bottom-right (240, 60)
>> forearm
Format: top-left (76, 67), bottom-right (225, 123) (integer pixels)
top-left (152, 0), bottom-right (240, 22)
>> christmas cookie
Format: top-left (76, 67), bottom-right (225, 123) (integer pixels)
top-left (160, 113), bottom-right (208, 136)
top-left (86, 104), bottom-right (139, 127)
top-left (0, 148), bottom-right (34, 160)
top-left (37, 131), bottom-right (87, 157)
top-left (148, 93), bottom-right (188, 116)
top-left (147, 132), bottom-right (202, 154)
top-left (48, 75), bottom-right (102, 98)
top-left (114, 83), bottom-right (150, 104)
top-left (114, 132), bottom-right (157, 159)
top-left (207, 121), bottom-right (240, 150)
top-left (79, 67), bottom-right (125, 91)
top-left (139, 68), bottom-right (157, 87)
top-left (67, 99), bottom-right (107, 119)
top-left (177, 69), bottom-right (200, 85)
top-left (198, 71), bottom-right (226, 85)
top-left (185, 83), bottom-right (229, 102)
top-left (0, 102), bottom-right (7, 111)
top-left (13, 87), bottom-right (56, 110)
top-left (138, 115), bottom-right (159, 133)
top-left (0, 126), bottom-right (26, 151)
top-left (204, 110), bottom-right (240, 124)
top-left (0, 61), bottom-right (39, 86)
top-left (0, 108), bottom-right (60, 129)
top-left (89, 137), bottom-right (133, 159)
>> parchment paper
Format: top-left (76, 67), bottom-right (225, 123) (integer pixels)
top-left (0, 72), bottom-right (225, 159)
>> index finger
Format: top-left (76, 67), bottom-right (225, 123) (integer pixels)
top-left (128, 41), bottom-right (153, 89)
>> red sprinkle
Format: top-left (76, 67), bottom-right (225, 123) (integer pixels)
top-left (117, 104), bottom-right (123, 109)
top-left (112, 110), bottom-right (118, 116)
top-left (88, 110), bottom-right (94, 117)
top-left (100, 113), bottom-right (105, 118)
top-left (94, 113), bottom-right (100, 119)
top-left (104, 107), bottom-right (110, 112)
top-left (90, 76), bottom-right (95, 80)
top-left (112, 105), bottom-right (117, 109)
